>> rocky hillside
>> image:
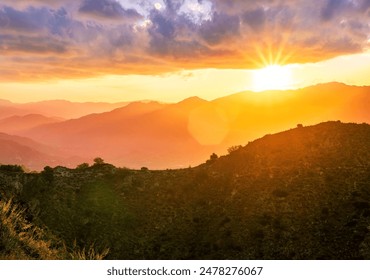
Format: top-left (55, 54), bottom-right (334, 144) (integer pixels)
top-left (1, 121), bottom-right (369, 259)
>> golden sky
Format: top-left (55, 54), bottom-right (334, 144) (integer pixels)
top-left (0, 0), bottom-right (369, 103)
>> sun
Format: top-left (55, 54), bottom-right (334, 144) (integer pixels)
top-left (252, 64), bottom-right (293, 92)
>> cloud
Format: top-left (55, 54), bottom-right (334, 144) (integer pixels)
top-left (0, 34), bottom-right (68, 54)
top-left (241, 8), bottom-right (266, 31)
top-left (0, 6), bottom-right (51, 33)
top-left (149, 11), bottom-right (176, 39)
top-left (199, 12), bottom-right (240, 45)
top-left (321, 0), bottom-right (351, 21)
top-left (78, 0), bottom-right (142, 21)
top-left (0, 0), bottom-right (75, 9)
top-left (0, 0), bottom-right (369, 81)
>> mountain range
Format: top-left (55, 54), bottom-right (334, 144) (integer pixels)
top-left (0, 132), bottom-right (85, 170)
top-left (0, 82), bottom-right (369, 170)
top-left (0, 99), bottom-right (129, 119)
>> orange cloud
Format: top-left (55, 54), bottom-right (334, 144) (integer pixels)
top-left (0, 0), bottom-right (369, 81)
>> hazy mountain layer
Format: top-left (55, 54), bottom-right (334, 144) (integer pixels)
top-left (19, 83), bottom-right (370, 169)
top-left (0, 114), bottom-right (62, 135)
top-left (0, 133), bottom-right (85, 170)
top-left (0, 99), bottom-right (129, 119)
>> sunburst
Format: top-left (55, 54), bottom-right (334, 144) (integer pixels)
top-left (247, 36), bottom-right (295, 91)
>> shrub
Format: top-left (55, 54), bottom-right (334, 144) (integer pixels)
top-left (93, 157), bottom-right (105, 165)
top-left (0, 165), bottom-right (24, 173)
top-left (76, 163), bottom-right (90, 169)
top-left (227, 145), bottom-right (242, 154)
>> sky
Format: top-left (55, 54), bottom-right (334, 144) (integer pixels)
top-left (0, 0), bottom-right (369, 103)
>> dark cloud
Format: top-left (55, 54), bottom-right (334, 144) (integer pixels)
top-left (199, 12), bottom-right (240, 45)
top-left (0, 6), bottom-right (50, 32)
top-left (321, 0), bottom-right (351, 21)
top-left (147, 8), bottom-right (207, 58)
top-left (79, 0), bottom-right (142, 21)
top-left (163, 0), bottom-right (185, 14)
top-left (361, 0), bottom-right (370, 10)
top-left (0, 6), bottom-right (76, 57)
top-left (242, 8), bottom-right (266, 31)
top-left (149, 11), bottom-right (176, 39)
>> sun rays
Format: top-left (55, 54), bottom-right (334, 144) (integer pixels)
top-left (246, 36), bottom-right (296, 91)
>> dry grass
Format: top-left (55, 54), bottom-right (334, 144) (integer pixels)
top-left (0, 197), bottom-right (109, 260)
top-left (69, 241), bottom-right (110, 260)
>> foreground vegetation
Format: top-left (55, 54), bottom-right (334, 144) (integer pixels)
top-left (1, 121), bottom-right (370, 259)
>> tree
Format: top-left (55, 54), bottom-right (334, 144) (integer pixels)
top-left (210, 153), bottom-right (218, 161)
top-left (41, 166), bottom-right (54, 183)
top-left (93, 157), bottom-right (104, 165)
top-left (206, 153), bottom-right (219, 164)
top-left (227, 145), bottom-right (242, 154)
top-left (0, 165), bottom-right (24, 173)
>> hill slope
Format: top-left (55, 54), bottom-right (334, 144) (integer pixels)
top-left (0, 99), bottom-right (129, 119)
top-left (1, 121), bottom-right (369, 259)
top-left (0, 114), bottom-right (62, 135)
top-left (0, 133), bottom-right (85, 170)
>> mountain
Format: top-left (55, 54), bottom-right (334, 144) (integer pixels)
top-left (0, 105), bottom-right (32, 119)
top-left (209, 82), bottom-right (370, 145)
top-left (0, 133), bottom-right (85, 170)
top-left (21, 83), bottom-right (370, 169)
top-left (0, 99), bottom-right (130, 119)
top-left (0, 99), bottom-right (12, 106)
top-left (1, 121), bottom-right (369, 259)
top-left (22, 99), bottom-right (215, 168)
top-left (0, 114), bottom-right (63, 135)
top-left (0, 139), bottom-right (59, 170)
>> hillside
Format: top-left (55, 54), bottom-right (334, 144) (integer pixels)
top-left (20, 83), bottom-right (370, 169)
top-left (0, 114), bottom-right (62, 135)
top-left (0, 133), bottom-right (85, 170)
top-left (0, 105), bottom-right (30, 119)
top-left (22, 100), bottom-right (211, 168)
top-left (0, 99), bottom-right (129, 119)
top-left (0, 195), bottom-right (108, 260)
top-left (1, 121), bottom-right (369, 259)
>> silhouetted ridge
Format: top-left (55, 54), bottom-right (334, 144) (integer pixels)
top-left (210, 121), bottom-right (370, 173)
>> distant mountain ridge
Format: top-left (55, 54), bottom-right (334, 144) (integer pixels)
top-left (0, 114), bottom-right (63, 135)
top-left (0, 132), bottom-right (85, 170)
top-left (0, 99), bottom-right (130, 119)
top-left (16, 82), bottom-right (370, 169)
